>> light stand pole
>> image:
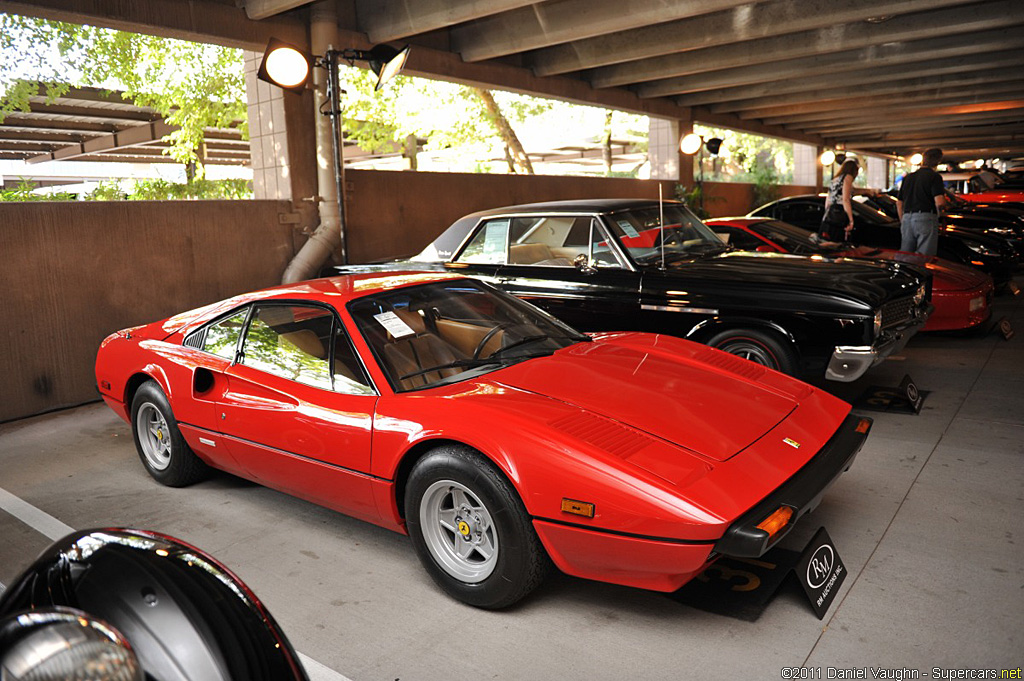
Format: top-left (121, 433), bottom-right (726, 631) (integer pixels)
top-left (259, 40), bottom-right (409, 269)
top-left (320, 49), bottom-right (348, 264)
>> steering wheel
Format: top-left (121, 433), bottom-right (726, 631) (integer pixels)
top-left (473, 323), bottom-right (511, 359)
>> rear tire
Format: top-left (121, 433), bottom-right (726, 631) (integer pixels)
top-left (707, 328), bottom-right (798, 375)
top-left (405, 445), bottom-right (549, 609)
top-left (130, 380), bottom-right (209, 487)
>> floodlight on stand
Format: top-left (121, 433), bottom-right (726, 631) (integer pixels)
top-left (706, 137), bottom-right (723, 155)
top-left (819, 150), bottom-right (836, 166)
top-left (257, 38), bottom-right (313, 92)
top-left (680, 133), bottom-right (702, 155)
top-left (366, 44), bottom-right (411, 91)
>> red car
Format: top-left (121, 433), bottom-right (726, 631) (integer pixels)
top-left (707, 218), bottom-right (993, 332)
top-left (96, 272), bottom-right (870, 608)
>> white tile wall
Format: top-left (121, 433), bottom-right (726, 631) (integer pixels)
top-left (245, 49), bottom-right (292, 200)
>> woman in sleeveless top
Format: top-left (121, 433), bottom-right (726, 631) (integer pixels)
top-left (821, 159), bottom-right (859, 242)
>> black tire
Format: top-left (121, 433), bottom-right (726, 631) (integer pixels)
top-left (405, 445), bottom-right (549, 609)
top-left (706, 328), bottom-right (798, 375)
top-left (130, 380), bottom-right (209, 487)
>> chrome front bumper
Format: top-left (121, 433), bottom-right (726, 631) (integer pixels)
top-left (826, 304), bottom-right (932, 382)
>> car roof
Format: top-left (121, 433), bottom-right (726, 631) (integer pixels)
top-left (256, 271), bottom-right (462, 303)
top-left (705, 217), bottom-right (764, 226)
top-left (460, 198), bottom-right (679, 219)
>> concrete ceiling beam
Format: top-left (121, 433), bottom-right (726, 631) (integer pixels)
top-left (529, 0), bottom-right (978, 77)
top-left (356, 0), bottom-right (539, 44)
top-left (593, 0), bottom-right (1022, 89)
top-left (813, 111), bottom-right (1024, 137)
top-left (736, 80), bottom-right (1024, 121)
top-left (709, 69), bottom-right (1024, 115)
top-left (651, 30), bottom-right (1024, 100)
top-left (760, 93), bottom-right (1024, 127)
top-left (847, 134), bottom-right (1024, 150)
top-left (243, 0), bottom-right (311, 21)
top-left (449, 0), bottom-right (764, 63)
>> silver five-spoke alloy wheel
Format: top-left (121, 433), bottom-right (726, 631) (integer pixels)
top-left (419, 480), bottom-right (498, 583)
top-left (136, 401), bottom-right (172, 471)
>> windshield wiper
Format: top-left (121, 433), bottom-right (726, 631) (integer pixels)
top-left (400, 358), bottom-right (507, 380)
top-left (488, 335), bottom-right (551, 358)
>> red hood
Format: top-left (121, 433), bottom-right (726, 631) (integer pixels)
top-left (492, 333), bottom-right (812, 462)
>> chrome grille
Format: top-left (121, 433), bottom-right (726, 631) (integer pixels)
top-left (881, 296), bottom-right (914, 329)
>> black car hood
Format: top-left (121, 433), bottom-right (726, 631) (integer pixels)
top-left (646, 251), bottom-right (924, 308)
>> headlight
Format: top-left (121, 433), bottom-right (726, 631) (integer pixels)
top-left (914, 284), bottom-right (926, 306)
top-left (874, 309), bottom-right (883, 337)
top-left (969, 296), bottom-right (986, 311)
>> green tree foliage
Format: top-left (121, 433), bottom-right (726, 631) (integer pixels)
top-left (0, 13), bottom-right (245, 174)
top-left (337, 65), bottom-right (646, 175)
top-left (0, 179), bottom-right (76, 201)
top-left (1, 178), bottom-right (251, 201)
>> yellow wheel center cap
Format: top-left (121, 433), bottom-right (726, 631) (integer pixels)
top-left (457, 520), bottom-right (471, 537)
top-left (156, 429), bottom-right (163, 441)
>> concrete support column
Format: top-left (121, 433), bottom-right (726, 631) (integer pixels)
top-left (244, 50), bottom-right (292, 200)
top-left (793, 142), bottom-right (819, 188)
top-left (648, 117), bottom-right (680, 181)
top-left (866, 156), bottom-right (887, 190)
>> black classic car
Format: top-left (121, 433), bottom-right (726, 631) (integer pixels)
top-left (855, 192), bottom-right (1024, 259)
top-left (751, 194), bottom-right (1017, 287)
top-left (337, 199), bottom-right (931, 382)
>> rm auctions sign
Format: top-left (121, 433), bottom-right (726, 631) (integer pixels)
top-left (796, 527), bottom-right (847, 619)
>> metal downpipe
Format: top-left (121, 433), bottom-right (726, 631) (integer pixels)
top-left (282, 1), bottom-right (342, 283)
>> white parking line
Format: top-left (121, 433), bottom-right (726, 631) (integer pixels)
top-left (0, 485), bottom-right (353, 681)
top-left (0, 486), bottom-right (74, 539)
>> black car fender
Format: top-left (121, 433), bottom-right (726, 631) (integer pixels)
top-left (685, 316), bottom-right (800, 351)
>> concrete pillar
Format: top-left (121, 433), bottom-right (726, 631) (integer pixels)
top-left (244, 50), bottom-right (292, 200)
top-left (866, 156), bottom-right (887, 190)
top-left (793, 142), bottom-right (819, 188)
top-left (648, 117), bottom-right (680, 181)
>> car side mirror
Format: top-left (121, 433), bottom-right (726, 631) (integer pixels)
top-left (573, 254), bottom-right (596, 274)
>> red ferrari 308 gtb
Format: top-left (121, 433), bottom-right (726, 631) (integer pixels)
top-left (96, 272), bottom-right (871, 608)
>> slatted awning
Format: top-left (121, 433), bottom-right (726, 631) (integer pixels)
top-left (0, 84), bottom-right (250, 166)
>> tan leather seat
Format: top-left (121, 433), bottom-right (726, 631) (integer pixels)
top-left (280, 329), bottom-right (326, 359)
top-left (383, 308), bottom-right (467, 389)
top-left (436, 319), bottom-right (504, 358)
top-left (509, 242), bottom-right (554, 264)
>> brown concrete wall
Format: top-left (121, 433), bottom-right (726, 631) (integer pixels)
top-left (702, 181), bottom-right (821, 218)
top-left (0, 200), bottom-right (296, 423)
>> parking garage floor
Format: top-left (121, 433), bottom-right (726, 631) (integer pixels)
top-left (1, 293), bottom-right (1021, 680)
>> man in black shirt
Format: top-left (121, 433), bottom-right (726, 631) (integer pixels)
top-left (896, 147), bottom-right (946, 255)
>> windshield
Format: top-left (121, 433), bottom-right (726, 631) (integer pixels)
top-left (851, 200), bottom-right (898, 225)
top-left (602, 204), bottom-right (727, 265)
top-left (750, 220), bottom-right (832, 255)
top-left (348, 280), bottom-right (588, 392)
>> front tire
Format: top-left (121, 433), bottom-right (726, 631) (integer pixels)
top-left (707, 328), bottom-right (798, 375)
top-left (405, 445), bottom-right (549, 609)
top-left (130, 380), bottom-right (209, 487)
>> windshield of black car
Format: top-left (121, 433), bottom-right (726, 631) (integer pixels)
top-left (603, 205), bottom-right (727, 265)
top-left (348, 280), bottom-right (588, 392)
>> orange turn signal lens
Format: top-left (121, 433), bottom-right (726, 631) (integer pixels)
top-left (855, 417), bottom-right (872, 434)
top-left (561, 498), bottom-right (595, 518)
top-left (756, 506), bottom-right (794, 539)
